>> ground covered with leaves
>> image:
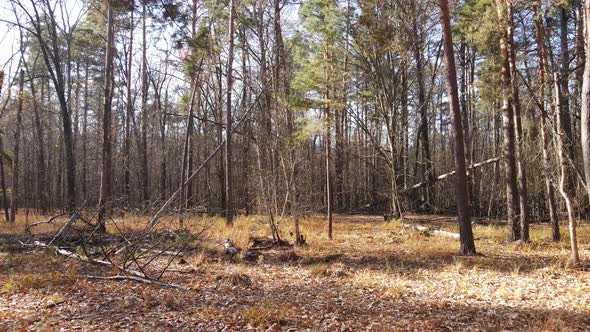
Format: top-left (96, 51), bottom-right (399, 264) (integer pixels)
top-left (1, 214), bottom-right (590, 331)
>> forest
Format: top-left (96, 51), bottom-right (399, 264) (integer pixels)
top-left (0, 0), bottom-right (590, 330)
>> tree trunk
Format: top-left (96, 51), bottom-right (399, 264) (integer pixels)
top-left (413, 16), bottom-right (433, 206)
top-left (440, 0), bottom-right (476, 255)
top-left (81, 61), bottom-right (89, 203)
top-left (180, 82), bottom-right (197, 225)
top-left (140, 0), bottom-right (150, 206)
top-left (533, 0), bottom-right (560, 241)
top-left (581, 0), bottom-right (590, 206)
top-left (506, 0), bottom-right (529, 241)
top-left (9, 70), bottom-right (24, 223)
top-left (215, 65), bottom-right (225, 211)
top-left (124, 6), bottom-right (134, 206)
top-left (560, 4), bottom-right (576, 191)
top-left (496, 0), bottom-right (520, 241)
top-left (97, 0), bottom-right (114, 232)
top-left (27, 62), bottom-right (48, 215)
top-left (225, 0), bottom-right (235, 227)
top-left (0, 70), bottom-right (8, 222)
top-left (574, 0), bottom-right (585, 148)
top-left (325, 47), bottom-right (334, 240)
top-left (554, 74), bottom-right (580, 264)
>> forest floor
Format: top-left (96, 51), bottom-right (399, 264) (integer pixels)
top-left (1, 213), bottom-right (590, 331)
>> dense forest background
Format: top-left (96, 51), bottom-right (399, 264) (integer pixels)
top-left (3, 1), bottom-right (590, 329)
top-left (1, 0), bottom-right (590, 254)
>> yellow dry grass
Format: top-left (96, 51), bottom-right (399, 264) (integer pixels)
top-left (1, 212), bottom-right (590, 330)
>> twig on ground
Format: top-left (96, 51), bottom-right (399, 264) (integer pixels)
top-left (43, 300), bottom-right (67, 309)
top-left (82, 275), bottom-right (189, 290)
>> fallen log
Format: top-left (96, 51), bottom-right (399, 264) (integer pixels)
top-left (405, 157), bottom-right (500, 192)
top-left (401, 223), bottom-right (460, 239)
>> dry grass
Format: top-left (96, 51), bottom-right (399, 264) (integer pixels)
top-left (1, 212), bottom-right (590, 330)
top-left (0, 213), bottom-right (55, 234)
top-left (239, 300), bottom-right (292, 328)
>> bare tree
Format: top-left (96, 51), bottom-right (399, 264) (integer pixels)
top-left (12, 0), bottom-right (78, 212)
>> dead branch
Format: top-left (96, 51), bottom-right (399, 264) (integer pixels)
top-left (83, 275), bottom-right (189, 290)
top-left (405, 157), bottom-right (500, 192)
top-left (33, 241), bottom-right (147, 279)
top-left (137, 248), bottom-right (186, 256)
top-left (25, 212), bottom-right (68, 234)
top-left (45, 200), bottom-right (87, 246)
top-left (401, 223), bottom-right (460, 239)
top-left (47, 212), bottom-right (79, 246)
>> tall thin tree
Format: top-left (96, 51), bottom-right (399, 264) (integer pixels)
top-left (97, 0), bottom-right (115, 232)
top-left (225, 0), bottom-right (236, 227)
top-left (440, 0), bottom-right (476, 255)
top-left (9, 70), bottom-right (24, 223)
top-left (581, 0), bottom-right (590, 204)
top-left (496, 0), bottom-right (520, 241)
top-left (533, 0), bottom-right (560, 241)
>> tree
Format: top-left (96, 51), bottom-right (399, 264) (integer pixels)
top-left (0, 69), bottom-right (9, 222)
top-left (495, 0), bottom-right (520, 241)
top-left (140, 0), bottom-right (150, 206)
top-left (12, 0), bottom-right (78, 212)
top-left (97, 0), bottom-right (115, 232)
top-left (297, 0), bottom-right (346, 239)
top-left (533, 0), bottom-right (560, 241)
top-left (554, 74), bottom-right (580, 264)
top-left (124, 2), bottom-right (134, 205)
top-left (581, 0), bottom-right (590, 205)
top-left (413, 5), bottom-right (433, 207)
top-left (9, 70), bottom-right (24, 223)
top-left (225, 0), bottom-right (236, 227)
top-left (505, 0), bottom-right (529, 241)
top-left (559, 1), bottom-right (575, 183)
top-left (440, 0), bottom-right (476, 255)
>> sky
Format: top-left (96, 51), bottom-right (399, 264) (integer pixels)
top-left (0, 0), bottom-right (86, 87)
top-left (0, 0), bottom-right (300, 93)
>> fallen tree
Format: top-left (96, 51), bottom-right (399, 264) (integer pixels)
top-left (405, 157), bottom-right (500, 192)
top-left (401, 223), bottom-right (460, 239)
